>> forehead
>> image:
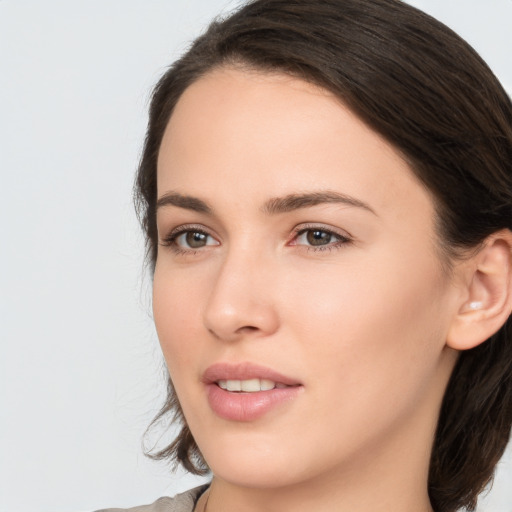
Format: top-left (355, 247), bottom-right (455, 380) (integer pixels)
top-left (157, 67), bottom-right (434, 227)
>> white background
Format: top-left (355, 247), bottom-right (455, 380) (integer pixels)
top-left (1, 1), bottom-right (511, 511)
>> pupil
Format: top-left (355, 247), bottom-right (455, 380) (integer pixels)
top-left (186, 231), bottom-right (207, 248)
top-left (307, 230), bottom-right (331, 246)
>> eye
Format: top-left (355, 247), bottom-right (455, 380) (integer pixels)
top-left (297, 229), bottom-right (335, 246)
top-left (292, 225), bottom-right (352, 251)
top-left (160, 226), bottom-right (219, 253)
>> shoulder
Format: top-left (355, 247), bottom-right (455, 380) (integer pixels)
top-left (94, 485), bottom-right (209, 512)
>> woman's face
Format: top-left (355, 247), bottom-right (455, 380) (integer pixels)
top-left (153, 68), bottom-right (461, 490)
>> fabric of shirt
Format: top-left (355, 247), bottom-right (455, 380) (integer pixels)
top-left (94, 485), bottom-right (209, 512)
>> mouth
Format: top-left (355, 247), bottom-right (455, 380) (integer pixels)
top-left (216, 378), bottom-right (295, 392)
top-left (203, 362), bottom-right (303, 421)
top-left (202, 361), bottom-right (302, 388)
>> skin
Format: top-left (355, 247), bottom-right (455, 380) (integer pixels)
top-left (153, 67), bottom-right (467, 512)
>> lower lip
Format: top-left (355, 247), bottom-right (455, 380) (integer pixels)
top-left (206, 384), bottom-right (302, 422)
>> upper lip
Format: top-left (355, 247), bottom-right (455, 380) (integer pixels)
top-left (202, 362), bottom-right (302, 386)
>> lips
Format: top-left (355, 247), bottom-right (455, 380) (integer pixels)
top-left (203, 362), bottom-right (303, 422)
top-left (203, 362), bottom-right (301, 386)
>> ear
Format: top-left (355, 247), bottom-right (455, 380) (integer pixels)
top-left (447, 229), bottom-right (512, 351)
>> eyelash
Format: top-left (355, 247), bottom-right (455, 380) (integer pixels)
top-left (160, 223), bottom-right (353, 256)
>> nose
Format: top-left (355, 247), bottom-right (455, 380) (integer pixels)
top-left (203, 249), bottom-right (280, 343)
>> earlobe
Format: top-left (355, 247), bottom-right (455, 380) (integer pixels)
top-left (447, 230), bottom-right (512, 351)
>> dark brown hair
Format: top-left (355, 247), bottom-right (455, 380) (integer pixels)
top-left (136, 1), bottom-right (512, 511)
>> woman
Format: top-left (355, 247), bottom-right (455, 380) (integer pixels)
top-left (99, 0), bottom-right (512, 511)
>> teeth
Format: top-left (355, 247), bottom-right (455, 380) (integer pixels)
top-left (226, 380), bottom-right (241, 391)
top-left (217, 379), bottom-right (278, 392)
top-left (260, 379), bottom-right (275, 391)
top-left (241, 378), bottom-right (260, 392)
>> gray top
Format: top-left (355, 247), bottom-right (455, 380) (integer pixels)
top-left (95, 485), bottom-right (209, 512)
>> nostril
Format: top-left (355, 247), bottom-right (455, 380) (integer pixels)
top-left (237, 325), bottom-right (259, 333)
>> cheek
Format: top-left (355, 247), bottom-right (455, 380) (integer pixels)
top-left (280, 250), bottom-right (450, 400)
top-left (152, 263), bottom-right (205, 373)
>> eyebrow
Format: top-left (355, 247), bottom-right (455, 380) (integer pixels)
top-left (156, 190), bottom-right (376, 216)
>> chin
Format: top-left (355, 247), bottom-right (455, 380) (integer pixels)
top-left (210, 457), bottom-right (305, 489)
top-left (196, 428), bottom-right (345, 491)
top-left (196, 431), bottom-right (301, 487)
